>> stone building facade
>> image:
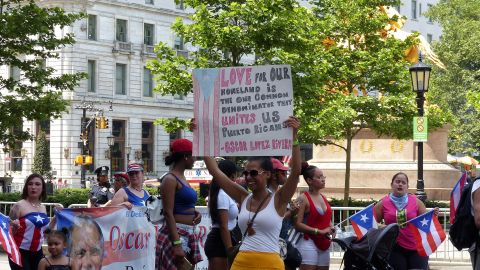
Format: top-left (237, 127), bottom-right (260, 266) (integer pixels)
top-left (0, 0), bottom-right (193, 188)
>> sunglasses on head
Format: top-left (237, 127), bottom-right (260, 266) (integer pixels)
top-left (242, 170), bottom-right (264, 178)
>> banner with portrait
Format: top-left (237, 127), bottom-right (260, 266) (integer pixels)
top-left (56, 207), bottom-right (156, 270)
top-left (193, 65), bottom-right (294, 157)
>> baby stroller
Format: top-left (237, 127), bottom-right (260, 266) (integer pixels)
top-left (332, 224), bottom-right (399, 270)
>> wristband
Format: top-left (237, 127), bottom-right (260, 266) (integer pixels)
top-left (293, 139), bottom-right (300, 146)
top-left (314, 228), bottom-right (319, 235)
top-left (172, 239), bottom-right (182, 246)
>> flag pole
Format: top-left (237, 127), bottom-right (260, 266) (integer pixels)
top-left (398, 209), bottom-right (434, 227)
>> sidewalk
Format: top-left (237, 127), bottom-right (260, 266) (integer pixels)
top-left (0, 253), bottom-right (472, 269)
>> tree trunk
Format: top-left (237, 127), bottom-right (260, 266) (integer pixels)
top-left (343, 135), bottom-right (353, 207)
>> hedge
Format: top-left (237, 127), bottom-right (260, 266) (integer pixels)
top-left (0, 188), bottom-right (448, 209)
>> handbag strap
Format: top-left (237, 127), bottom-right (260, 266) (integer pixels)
top-left (240, 191), bottom-right (272, 241)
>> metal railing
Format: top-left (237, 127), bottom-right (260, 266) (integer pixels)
top-left (329, 206), bottom-right (471, 263)
top-left (0, 201), bottom-right (63, 217)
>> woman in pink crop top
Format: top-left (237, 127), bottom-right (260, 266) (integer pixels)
top-left (374, 172), bottom-right (431, 270)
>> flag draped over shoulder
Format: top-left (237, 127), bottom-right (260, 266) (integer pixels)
top-left (407, 210), bottom-right (446, 256)
top-left (450, 172), bottom-right (467, 224)
top-left (349, 203), bottom-right (378, 239)
top-left (0, 213), bottom-right (22, 267)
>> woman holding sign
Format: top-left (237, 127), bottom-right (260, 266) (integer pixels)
top-left (156, 139), bottom-right (203, 270)
top-left (204, 116), bottom-right (301, 270)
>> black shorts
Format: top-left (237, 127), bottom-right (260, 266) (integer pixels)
top-left (204, 226), bottom-right (241, 259)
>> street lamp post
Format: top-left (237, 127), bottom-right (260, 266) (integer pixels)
top-left (409, 53), bottom-right (432, 202)
top-left (107, 135), bottom-right (115, 181)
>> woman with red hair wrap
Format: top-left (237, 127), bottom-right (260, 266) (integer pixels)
top-left (294, 162), bottom-right (334, 270)
top-left (156, 138), bottom-right (202, 270)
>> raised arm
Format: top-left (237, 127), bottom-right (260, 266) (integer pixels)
top-left (276, 116), bottom-right (301, 206)
top-left (204, 157), bottom-right (249, 205)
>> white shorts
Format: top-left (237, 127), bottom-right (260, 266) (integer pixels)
top-left (296, 237), bottom-right (330, 266)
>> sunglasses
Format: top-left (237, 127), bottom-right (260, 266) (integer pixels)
top-left (242, 170), bottom-right (264, 178)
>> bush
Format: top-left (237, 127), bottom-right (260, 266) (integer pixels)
top-left (45, 188), bottom-right (90, 207)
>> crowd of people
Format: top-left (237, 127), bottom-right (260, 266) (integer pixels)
top-left (5, 116), bottom-right (455, 270)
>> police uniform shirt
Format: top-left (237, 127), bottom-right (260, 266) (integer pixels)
top-left (90, 184), bottom-right (114, 205)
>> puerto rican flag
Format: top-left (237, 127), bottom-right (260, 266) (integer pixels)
top-left (14, 212), bottom-right (49, 251)
top-left (192, 68), bottom-right (221, 157)
top-left (349, 203), bottom-right (377, 239)
top-left (450, 172), bottom-right (467, 224)
top-left (0, 213), bottom-right (22, 266)
top-left (407, 210), bottom-right (446, 256)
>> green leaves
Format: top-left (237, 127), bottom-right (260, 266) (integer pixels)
top-left (0, 0), bottom-right (85, 149)
top-left (428, 0), bottom-right (480, 155)
top-left (32, 130), bottom-right (51, 179)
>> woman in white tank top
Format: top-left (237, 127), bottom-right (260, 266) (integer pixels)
top-left (204, 116), bottom-right (301, 270)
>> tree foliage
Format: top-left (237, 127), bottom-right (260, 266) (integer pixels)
top-left (32, 130), bottom-right (51, 179)
top-left (148, 0), bottom-right (448, 204)
top-left (0, 0), bottom-right (85, 150)
top-left (428, 0), bottom-right (480, 156)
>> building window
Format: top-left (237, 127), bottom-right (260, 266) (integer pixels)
top-left (9, 65), bottom-right (20, 81)
top-left (174, 36), bottom-right (184, 50)
top-left (411, 0), bottom-right (417, 19)
top-left (144, 23), bottom-right (154, 45)
top-left (173, 94), bottom-right (184, 100)
top-left (112, 120), bottom-right (126, 172)
top-left (116, 19), bottom-right (127, 42)
top-left (142, 122), bottom-right (154, 172)
top-left (146, 0), bottom-right (154, 4)
top-left (87, 60), bottom-right (96, 92)
top-left (427, 34), bottom-right (433, 43)
top-left (427, 4), bottom-right (433, 23)
top-left (9, 125), bottom-right (23, 172)
top-left (143, 67), bottom-right (153, 97)
top-left (176, 0), bottom-right (184, 10)
top-left (116, 64), bottom-right (127, 95)
top-left (419, 4), bottom-right (422, 17)
top-left (88, 15), bottom-right (97, 40)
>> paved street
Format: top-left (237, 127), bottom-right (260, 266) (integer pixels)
top-left (0, 253), bottom-right (473, 269)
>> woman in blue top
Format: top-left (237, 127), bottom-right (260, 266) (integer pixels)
top-left (110, 163), bottom-right (149, 208)
top-left (156, 139), bottom-right (202, 270)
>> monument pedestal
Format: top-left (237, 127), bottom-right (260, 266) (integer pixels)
top-left (307, 125), bottom-right (459, 201)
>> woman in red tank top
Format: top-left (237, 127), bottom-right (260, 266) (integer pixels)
top-left (294, 162), bottom-right (334, 270)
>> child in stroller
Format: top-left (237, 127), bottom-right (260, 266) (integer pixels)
top-left (332, 224), bottom-right (400, 270)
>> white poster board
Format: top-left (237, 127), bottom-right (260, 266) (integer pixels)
top-left (193, 65), bottom-right (294, 156)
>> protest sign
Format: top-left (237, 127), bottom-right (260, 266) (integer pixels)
top-left (193, 65), bottom-right (294, 156)
top-left (56, 207), bottom-right (156, 270)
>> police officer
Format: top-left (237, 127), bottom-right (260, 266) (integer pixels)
top-left (87, 166), bottom-right (114, 207)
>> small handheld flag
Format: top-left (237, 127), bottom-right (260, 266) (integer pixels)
top-left (407, 210), bottom-right (446, 256)
top-left (450, 172), bottom-right (467, 224)
top-left (349, 203), bottom-right (378, 239)
top-left (0, 213), bottom-right (22, 266)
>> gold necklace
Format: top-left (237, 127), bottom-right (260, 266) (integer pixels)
top-left (29, 201), bottom-right (41, 208)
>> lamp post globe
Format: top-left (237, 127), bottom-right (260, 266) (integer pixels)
top-left (409, 53), bottom-right (432, 202)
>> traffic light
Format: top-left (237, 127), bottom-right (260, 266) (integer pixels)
top-left (74, 155), bottom-right (93, 166)
top-left (96, 117), bottom-right (109, 129)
